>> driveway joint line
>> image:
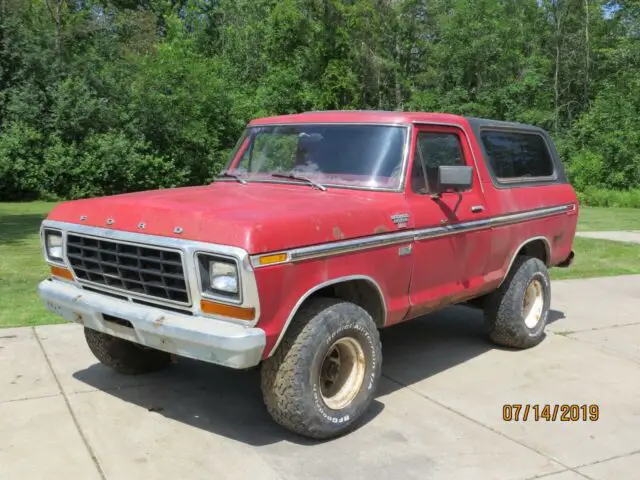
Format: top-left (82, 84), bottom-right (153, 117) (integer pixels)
top-left (0, 392), bottom-right (61, 405)
top-left (523, 468), bottom-right (593, 480)
top-left (552, 320), bottom-right (640, 335)
top-left (381, 373), bottom-right (589, 479)
top-left (570, 449), bottom-right (640, 470)
top-left (67, 382), bottom-right (160, 398)
top-left (553, 274), bottom-right (640, 284)
top-left (551, 332), bottom-right (640, 367)
top-left (33, 327), bottom-right (108, 480)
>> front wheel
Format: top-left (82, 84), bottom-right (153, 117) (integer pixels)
top-left (484, 256), bottom-right (551, 349)
top-left (84, 328), bottom-right (171, 374)
top-left (261, 298), bottom-right (382, 439)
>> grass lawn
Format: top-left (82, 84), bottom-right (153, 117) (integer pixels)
top-left (550, 206), bottom-right (640, 280)
top-left (549, 237), bottom-right (640, 280)
top-left (0, 202), bottom-right (639, 328)
top-left (577, 206), bottom-right (640, 231)
top-left (0, 202), bottom-right (62, 328)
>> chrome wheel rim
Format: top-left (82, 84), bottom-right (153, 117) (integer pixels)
top-left (319, 337), bottom-right (366, 410)
top-left (522, 279), bottom-right (544, 329)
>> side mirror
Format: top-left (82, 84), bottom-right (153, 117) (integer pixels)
top-left (434, 165), bottom-right (473, 194)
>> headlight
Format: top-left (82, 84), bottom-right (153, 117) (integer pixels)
top-left (209, 261), bottom-right (238, 293)
top-left (44, 230), bottom-right (63, 262)
top-left (197, 254), bottom-right (240, 299)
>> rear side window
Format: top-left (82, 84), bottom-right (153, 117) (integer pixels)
top-left (481, 130), bottom-right (555, 181)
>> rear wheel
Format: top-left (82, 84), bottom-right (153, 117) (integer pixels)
top-left (484, 256), bottom-right (551, 349)
top-left (84, 328), bottom-right (171, 374)
top-left (261, 298), bottom-right (382, 439)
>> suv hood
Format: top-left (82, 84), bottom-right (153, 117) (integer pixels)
top-left (47, 182), bottom-right (412, 254)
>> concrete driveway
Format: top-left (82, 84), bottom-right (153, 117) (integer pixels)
top-left (576, 231), bottom-right (640, 243)
top-left (2, 275), bottom-right (640, 480)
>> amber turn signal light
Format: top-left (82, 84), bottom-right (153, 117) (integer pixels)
top-left (50, 265), bottom-right (74, 281)
top-left (200, 299), bottom-right (255, 321)
top-left (257, 252), bottom-right (288, 266)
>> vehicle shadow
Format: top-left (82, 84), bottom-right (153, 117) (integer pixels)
top-left (73, 305), bottom-right (567, 447)
top-left (377, 306), bottom-right (565, 397)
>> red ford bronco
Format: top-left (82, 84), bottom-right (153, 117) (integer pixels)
top-left (38, 111), bottom-right (578, 439)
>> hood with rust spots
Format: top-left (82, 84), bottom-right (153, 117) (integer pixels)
top-left (47, 182), bottom-right (412, 254)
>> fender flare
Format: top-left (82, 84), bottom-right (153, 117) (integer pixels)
top-left (498, 236), bottom-right (552, 288)
top-left (266, 274), bottom-right (387, 357)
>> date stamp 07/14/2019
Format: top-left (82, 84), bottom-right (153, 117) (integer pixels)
top-left (502, 404), bottom-right (600, 422)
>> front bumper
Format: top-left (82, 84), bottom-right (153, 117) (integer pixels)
top-left (38, 279), bottom-right (266, 369)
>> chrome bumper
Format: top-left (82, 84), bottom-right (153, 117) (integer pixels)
top-left (38, 279), bottom-right (266, 369)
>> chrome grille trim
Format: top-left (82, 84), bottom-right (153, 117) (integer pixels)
top-left (40, 220), bottom-right (262, 327)
top-left (66, 233), bottom-right (192, 307)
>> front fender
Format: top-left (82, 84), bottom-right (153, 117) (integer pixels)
top-left (253, 243), bottom-right (412, 358)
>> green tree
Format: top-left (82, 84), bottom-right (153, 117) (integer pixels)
top-left (0, 0), bottom-right (639, 200)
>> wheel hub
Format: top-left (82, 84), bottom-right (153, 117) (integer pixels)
top-left (319, 337), bottom-right (366, 410)
top-left (522, 279), bottom-right (544, 329)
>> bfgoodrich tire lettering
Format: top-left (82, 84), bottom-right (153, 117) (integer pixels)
top-left (260, 298), bottom-right (382, 439)
top-left (84, 327), bottom-right (171, 374)
top-left (484, 256), bottom-right (551, 349)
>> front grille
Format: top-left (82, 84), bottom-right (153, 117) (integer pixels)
top-left (66, 234), bottom-right (190, 306)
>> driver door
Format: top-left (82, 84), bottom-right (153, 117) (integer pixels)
top-left (405, 125), bottom-right (492, 319)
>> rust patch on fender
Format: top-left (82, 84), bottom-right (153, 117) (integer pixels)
top-left (374, 225), bottom-right (389, 234)
top-left (333, 226), bottom-right (345, 240)
top-left (553, 231), bottom-right (565, 244)
top-left (74, 313), bottom-right (84, 324)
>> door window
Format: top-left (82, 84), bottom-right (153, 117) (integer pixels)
top-left (411, 132), bottom-right (466, 194)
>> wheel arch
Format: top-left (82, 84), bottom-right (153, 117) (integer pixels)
top-left (266, 275), bottom-right (387, 357)
top-left (499, 236), bottom-right (551, 288)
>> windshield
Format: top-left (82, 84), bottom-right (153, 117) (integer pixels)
top-left (223, 124), bottom-right (408, 190)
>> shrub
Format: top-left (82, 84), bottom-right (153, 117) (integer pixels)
top-left (65, 132), bottom-right (190, 199)
top-left (577, 188), bottom-right (640, 208)
top-left (128, 39), bottom-right (234, 185)
top-left (0, 122), bottom-right (45, 200)
top-left (564, 79), bottom-right (640, 191)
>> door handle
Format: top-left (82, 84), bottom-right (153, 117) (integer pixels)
top-left (471, 205), bottom-right (485, 213)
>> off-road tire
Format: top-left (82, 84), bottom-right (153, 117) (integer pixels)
top-left (261, 298), bottom-right (382, 440)
top-left (484, 255), bottom-right (551, 349)
top-left (84, 327), bottom-right (171, 374)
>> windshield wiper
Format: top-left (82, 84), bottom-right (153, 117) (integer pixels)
top-left (270, 173), bottom-right (327, 191)
top-left (216, 171), bottom-right (247, 184)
